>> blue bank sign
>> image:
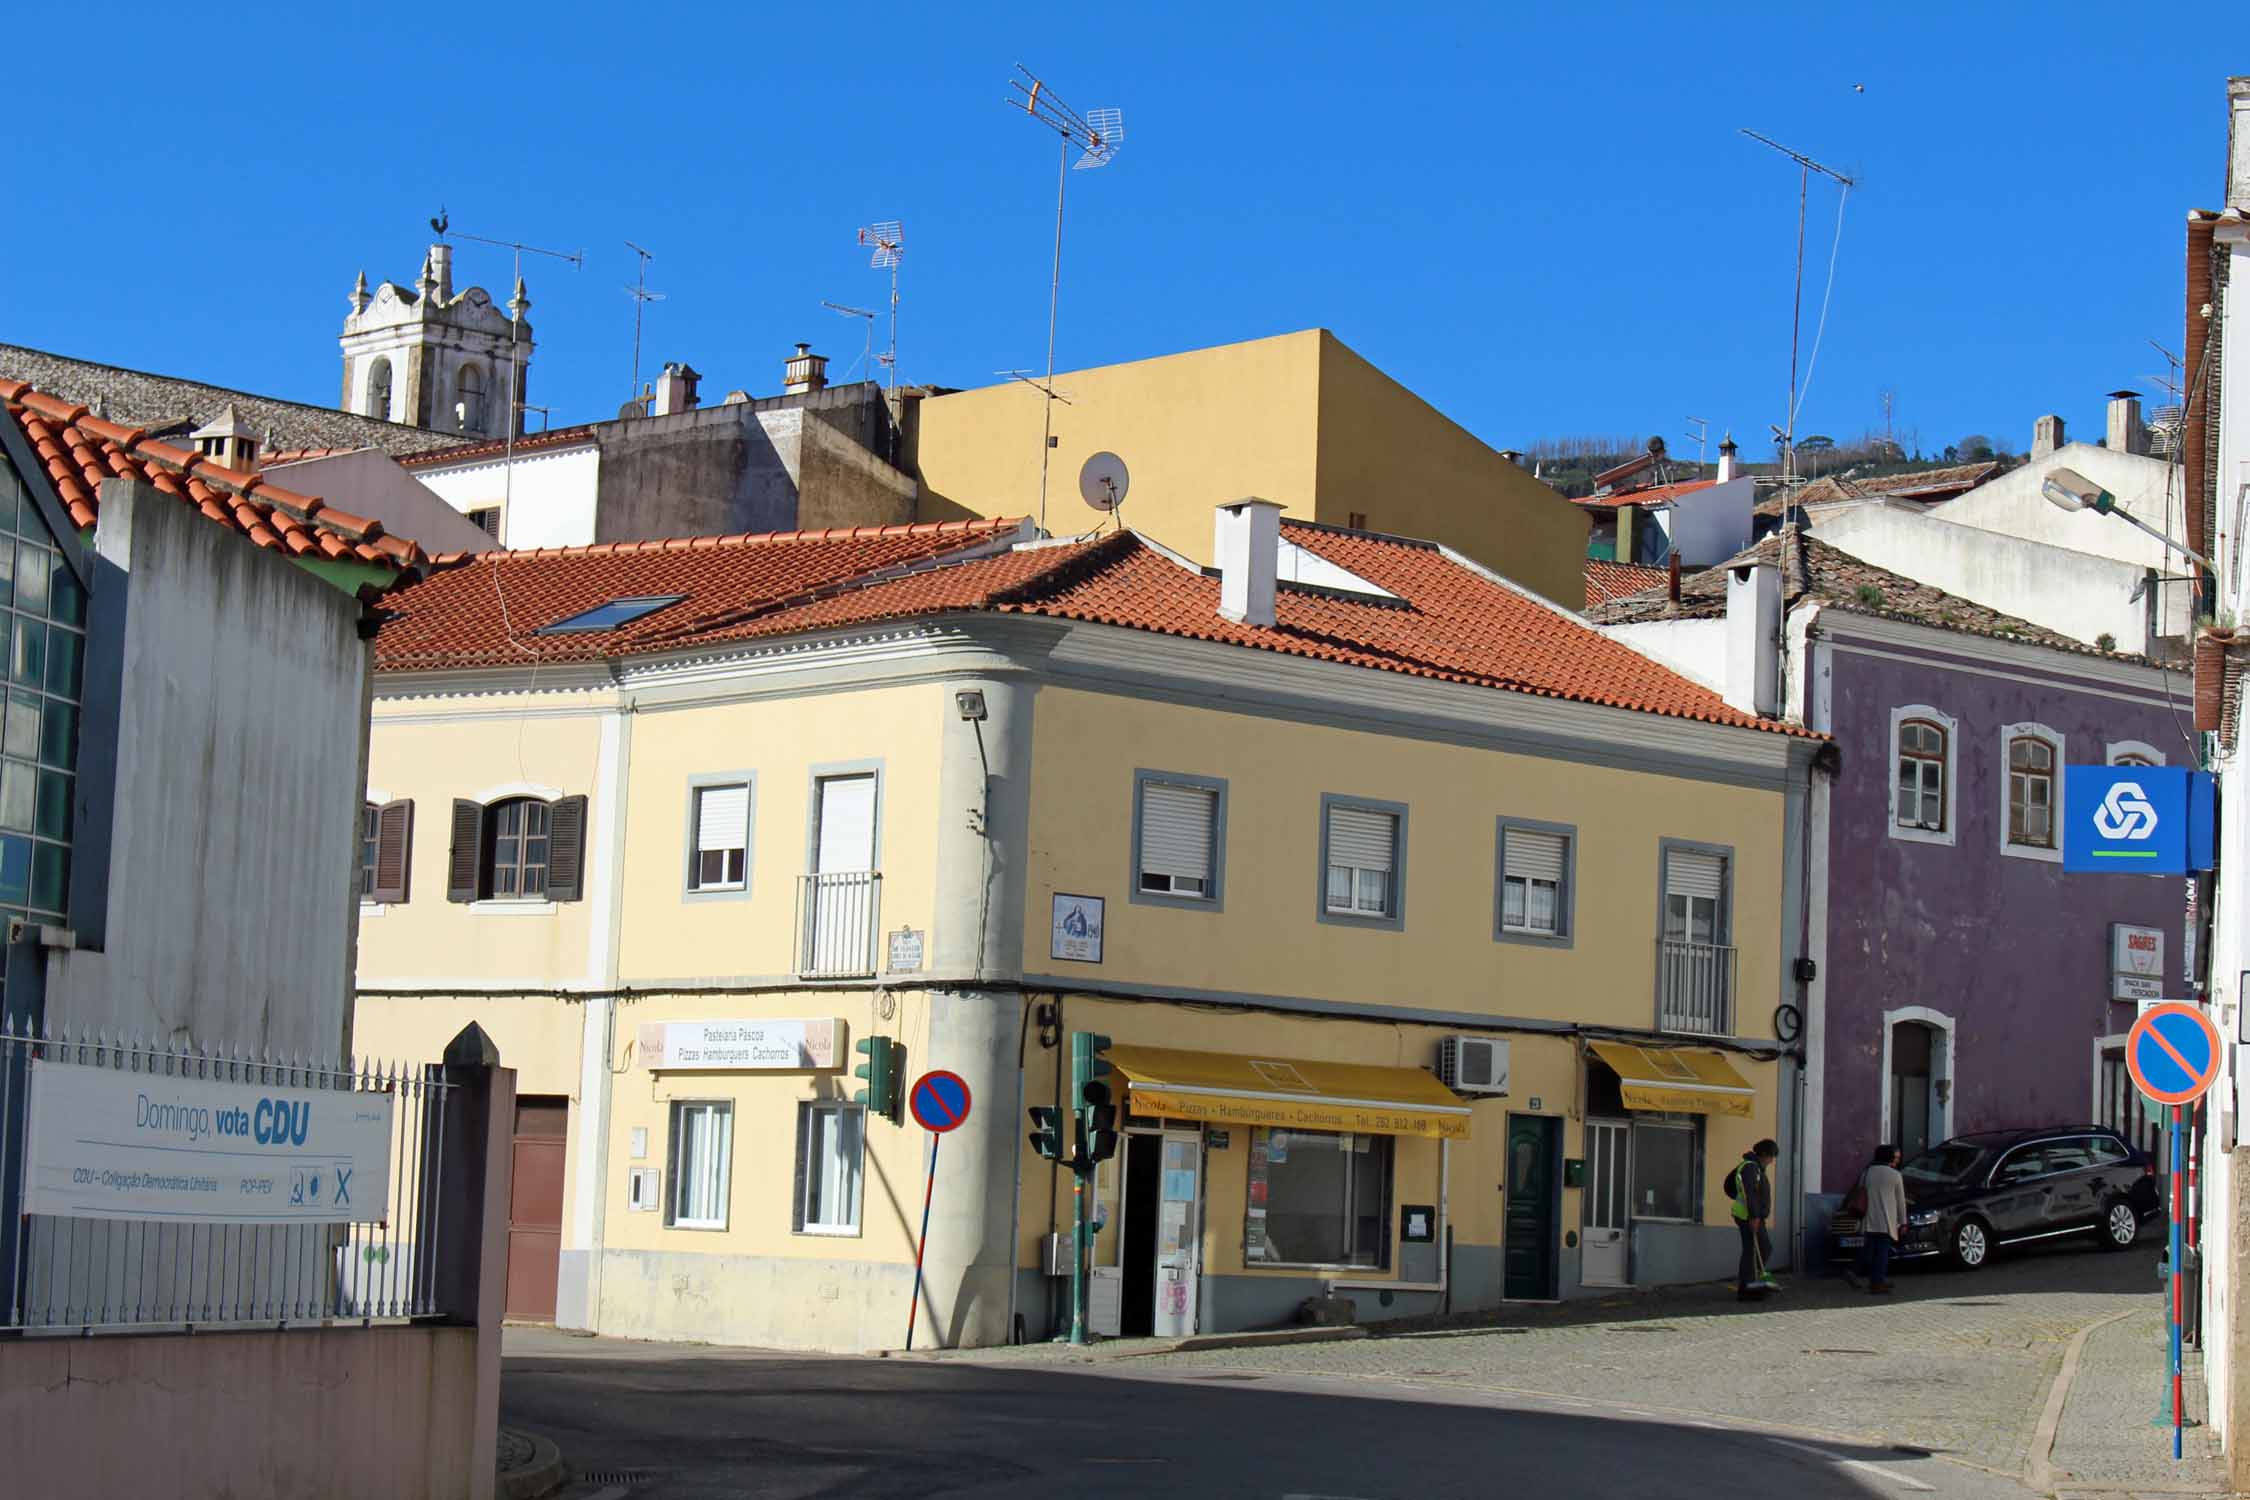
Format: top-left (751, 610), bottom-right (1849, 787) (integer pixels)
top-left (2063, 766), bottom-right (2215, 875)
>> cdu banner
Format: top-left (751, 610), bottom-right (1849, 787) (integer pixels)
top-left (2063, 765), bottom-right (2213, 874)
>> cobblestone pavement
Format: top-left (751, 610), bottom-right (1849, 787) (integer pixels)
top-left (1076, 1241), bottom-right (2207, 1488)
top-left (2047, 1304), bottom-right (2225, 1494)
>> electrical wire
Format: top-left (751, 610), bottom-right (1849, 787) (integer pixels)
top-left (1790, 184), bottom-right (1850, 431)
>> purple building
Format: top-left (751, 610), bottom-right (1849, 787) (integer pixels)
top-left (1593, 531), bottom-right (2190, 1214)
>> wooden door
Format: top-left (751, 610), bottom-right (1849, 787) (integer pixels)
top-left (506, 1097), bottom-right (569, 1323)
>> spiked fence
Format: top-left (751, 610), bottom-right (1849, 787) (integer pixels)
top-left (0, 1013), bottom-right (453, 1334)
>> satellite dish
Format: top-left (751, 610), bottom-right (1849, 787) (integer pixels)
top-left (1079, 451), bottom-right (1130, 512)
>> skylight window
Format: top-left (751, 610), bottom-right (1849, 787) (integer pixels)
top-left (536, 595), bottom-right (685, 634)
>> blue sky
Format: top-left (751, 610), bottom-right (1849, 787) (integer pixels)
top-left (4, 5), bottom-right (2232, 464)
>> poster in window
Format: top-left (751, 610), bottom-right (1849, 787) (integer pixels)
top-left (1051, 893), bottom-right (1104, 963)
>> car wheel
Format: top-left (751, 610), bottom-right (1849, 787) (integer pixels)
top-left (1949, 1217), bottom-right (1991, 1270)
top-left (2101, 1198), bottom-right (2139, 1250)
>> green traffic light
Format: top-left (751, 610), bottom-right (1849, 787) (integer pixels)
top-left (854, 1035), bottom-right (901, 1121)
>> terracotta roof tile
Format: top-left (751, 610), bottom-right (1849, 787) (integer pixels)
top-left (1753, 461), bottom-right (2003, 517)
top-left (1585, 559), bottom-right (1670, 608)
top-left (396, 424), bottom-right (599, 469)
top-left (2, 379), bottom-right (433, 576)
top-left (1572, 479), bottom-right (1719, 511)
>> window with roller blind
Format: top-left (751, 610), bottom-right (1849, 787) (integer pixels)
top-left (1318, 794), bottom-right (1408, 930)
top-left (1132, 770), bottom-right (1228, 910)
top-left (1496, 817), bottom-right (1574, 945)
top-left (1660, 843), bottom-right (1730, 945)
top-left (684, 774), bottom-right (754, 897)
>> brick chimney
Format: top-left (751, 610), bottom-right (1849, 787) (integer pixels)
top-left (2033, 414), bottom-right (2065, 459)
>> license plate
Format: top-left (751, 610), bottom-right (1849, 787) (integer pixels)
top-left (1837, 1235), bottom-right (1865, 1248)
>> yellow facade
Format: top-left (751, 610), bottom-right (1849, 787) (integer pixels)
top-left (909, 330), bottom-right (1587, 605)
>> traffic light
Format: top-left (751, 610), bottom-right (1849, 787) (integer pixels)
top-left (1027, 1106), bottom-right (1067, 1162)
top-left (854, 1035), bottom-right (902, 1122)
top-left (1071, 1033), bottom-right (1118, 1166)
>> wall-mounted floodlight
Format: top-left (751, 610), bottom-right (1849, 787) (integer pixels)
top-left (956, 689), bottom-right (988, 722)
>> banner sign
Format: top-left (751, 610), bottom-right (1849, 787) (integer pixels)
top-left (2064, 767), bottom-right (2214, 874)
top-left (637, 1018), bottom-right (842, 1071)
top-left (23, 1059), bottom-right (395, 1224)
top-left (2112, 923), bottom-right (2165, 1002)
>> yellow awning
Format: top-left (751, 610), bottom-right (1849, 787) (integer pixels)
top-left (1107, 1045), bottom-right (1472, 1140)
top-left (1588, 1041), bottom-right (1757, 1118)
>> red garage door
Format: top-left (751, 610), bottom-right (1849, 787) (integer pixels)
top-left (506, 1098), bottom-right (569, 1323)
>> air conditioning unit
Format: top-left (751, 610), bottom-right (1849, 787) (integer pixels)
top-left (1438, 1036), bottom-right (1510, 1095)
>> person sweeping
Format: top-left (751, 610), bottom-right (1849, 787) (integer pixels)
top-left (1728, 1139), bottom-right (1782, 1301)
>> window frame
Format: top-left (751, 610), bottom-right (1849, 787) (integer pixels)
top-left (683, 771), bottom-right (756, 901)
top-left (1316, 793), bottom-right (1409, 933)
top-left (1626, 1113), bottom-right (1705, 1225)
top-left (1656, 837), bottom-right (1734, 947)
top-left (665, 1098), bottom-right (734, 1231)
top-left (535, 595), bottom-right (687, 635)
top-left (1999, 721), bottom-right (2065, 863)
top-left (483, 795), bottom-right (553, 901)
top-left (1129, 768), bottom-right (1229, 913)
top-left (792, 1099), bottom-right (867, 1237)
top-left (1241, 1126), bottom-right (1395, 1271)
top-left (2106, 740), bottom-right (2165, 768)
top-left (1495, 816), bottom-right (1576, 948)
top-left (1887, 704), bottom-right (1958, 848)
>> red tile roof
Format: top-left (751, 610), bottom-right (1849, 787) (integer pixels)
top-left (379, 515), bottom-right (1809, 738)
top-left (372, 518), bottom-right (1035, 668)
top-left (1585, 559), bottom-right (1670, 608)
top-left (1573, 479), bottom-right (1718, 511)
top-left (2, 380), bottom-right (431, 574)
top-left (396, 424), bottom-right (599, 469)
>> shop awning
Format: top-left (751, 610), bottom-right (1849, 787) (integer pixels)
top-left (1107, 1045), bottom-right (1472, 1140)
top-left (1588, 1041), bottom-right (1757, 1118)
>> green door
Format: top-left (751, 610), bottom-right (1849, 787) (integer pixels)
top-left (1504, 1115), bottom-right (1561, 1300)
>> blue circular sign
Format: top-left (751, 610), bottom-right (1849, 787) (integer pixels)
top-left (2128, 1003), bottom-right (2221, 1107)
top-left (910, 1070), bottom-right (973, 1133)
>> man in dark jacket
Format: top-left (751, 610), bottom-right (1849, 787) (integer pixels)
top-left (1730, 1139), bottom-right (1781, 1301)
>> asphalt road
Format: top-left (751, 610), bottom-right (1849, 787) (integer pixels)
top-left (506, 1333), bottom-right (2042, 1499)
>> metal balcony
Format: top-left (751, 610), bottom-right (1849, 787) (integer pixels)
top-left (1656, 938), bottom-right (1736, 1035)
top-left (798, 871), bottom-right (882, 979)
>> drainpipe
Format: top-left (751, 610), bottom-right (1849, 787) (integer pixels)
top-left (1438, 1137), bottom-right (1452, 1311)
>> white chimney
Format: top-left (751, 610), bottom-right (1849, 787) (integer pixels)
top-left (2106, 392), bottom-right (2147, 456)
top-left (653, 362), bottom-right (702, 417)
top-left (2033, 414), bottom-right (2065, 459)
top-left (1724, 560), bottom-right (1781, 718)
top-left (1715, 433), bottom-right (1740, 484)
top-left (782, 343), bottom-right (828, 396)
top-left (1213, 498), bottom-right (1284, 629)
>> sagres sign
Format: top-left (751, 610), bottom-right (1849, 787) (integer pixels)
top-left (24, 1060), bottom-right (394, 1224)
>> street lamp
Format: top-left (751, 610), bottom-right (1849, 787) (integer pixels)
top-left (2041, 466), bottom-right (2211, 569)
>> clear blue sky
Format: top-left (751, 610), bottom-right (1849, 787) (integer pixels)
top-left (5, 4), bottom-right (2233, 464)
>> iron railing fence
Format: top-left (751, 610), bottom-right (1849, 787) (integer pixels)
top-left (1655, 938), bottom-right (1737, 1036)
top-left (797, 871), bottom-right (882, 979)
top-left (0, 1015), bottom-right (452, 1334)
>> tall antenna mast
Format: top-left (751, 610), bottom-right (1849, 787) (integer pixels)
top-left (1684, 416), bottom-right (1710, 470)
top-left (822, 301), bottom-right (878, 384)
top-left (1740, 129), bottom-right (1855, 524)
top-left (856, 221), bottom-right (903, 393)
top-left (448, 224), bottom-right (584, 526)
top-left (624, 240), bottom-right (664, 404)
top-left (1005, 64), bottom-right (1124, 528)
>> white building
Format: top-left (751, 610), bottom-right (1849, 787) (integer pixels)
top-left (340, 242), bottom-right (531, 439)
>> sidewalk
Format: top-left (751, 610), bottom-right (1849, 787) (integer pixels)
top-left (2045, 1306), bottom-right (2227, 1496)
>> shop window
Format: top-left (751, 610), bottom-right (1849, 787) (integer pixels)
top-left (666, 1099), bottom-right (733, 1230)
top-left (1629, 1116), bottom-right (1702, 1222)
top-left (793, 1101), bottom-right (864, 1235)
top-left (1242, 1127), bottom-right (1391, 1269)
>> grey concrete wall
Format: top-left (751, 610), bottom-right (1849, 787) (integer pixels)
top-left (1630, 1221), bottom-right (1740, 1286)
top-left (0, 1325), bottom-right (482, 1500)
top-left (597, 1245), bottom-right (917, 1351)
top-left (50, 479), bottom-right (369, 1060)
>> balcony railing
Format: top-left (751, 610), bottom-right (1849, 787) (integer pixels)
top-left (1656, 938), bottom-right (1736, 1035)
top-left (798, 871), bottom-right (882, 979)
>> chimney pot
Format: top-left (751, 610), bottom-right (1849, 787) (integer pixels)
top-left (1213, 499), bottom-right (1285, 629)
top-left (652, 361), bottom-right (702, 417)
top-left (1716, 432), bottom-right (1740, 484)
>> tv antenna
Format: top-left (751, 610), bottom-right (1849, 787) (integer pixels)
top-left (1005, 65), bottom-right (1124, 527)
top-left (856, 221), bottom-right (903, 392)
top-left (1684, 416), bottom-right (1710, 469)
top-left (823, 301), bottom-right (878, 383)
top-left (1739, 129), bottom-right (1855, 526)
top-left (624, 240), bottom-right (664, 404)
top-left (448, 223), bottom-right (584, 519)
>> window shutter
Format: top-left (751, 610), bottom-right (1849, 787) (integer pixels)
top-left (1328, 807), bottom-right (1396, 871)
top-left (547, 794), bottom-right (589, 902)
top-left (371, 799), bottom-right (414, 905)
top-left (696, 784), bottom-right (750, 854)
top-left (446, 799), bottom-right (485, 903)
top-left (1140, 783), bottom-right (1215, 880)
top-left (1504, 829), bottom-right (1566, 884)
top-left (1665, 850), bottom-right (1724, 900)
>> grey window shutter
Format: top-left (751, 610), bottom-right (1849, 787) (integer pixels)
top-left (1327, 807), bottom-right (1397, 871)
top-left (1665, 850), bottom-right (1724, 900)
top-left (1139, 783), bottom-right (1216, 880)
top-left (446, 799), bottom-right (485, 903)
top-left (547, 794), bottom-right (590, 902)
top-left (372, 799), bottom-right (414, 904)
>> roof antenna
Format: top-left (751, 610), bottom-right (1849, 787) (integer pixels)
top-left (449, 225), bottom-right (584, 529)
top-left (856, 221), bottom-right (903, 393)
top-left (822, 301), bottom-right (878, 384)
top-left (1005, 65), bottom-right (1125, 529)
top-left (624, 241), bottom-right (664, 405)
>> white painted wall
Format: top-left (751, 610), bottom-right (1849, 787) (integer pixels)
top-left (416, 444), bottom-right (601, 550)
top-left (1812, 505), bottom-right (2152, 650)
top-left (1596, 618), bottom-right (1728, 693)
top-left (266, 449), bottom-right (499, 556)
top-left (1666, 476), bottom-right (1759, 566)
top-left (45, 479), bottom-right (370, 1061)
top-left (1930, 443), bottom-right (2187, 575)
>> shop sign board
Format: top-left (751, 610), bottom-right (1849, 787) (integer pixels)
top-left (2112, 923), bottom-right (2165, 1002)
top-left (638, 1018), bottom-right (842, 1071)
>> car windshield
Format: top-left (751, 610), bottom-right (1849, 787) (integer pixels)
top-left (1903, 1143), bottom-right (1988, 1185)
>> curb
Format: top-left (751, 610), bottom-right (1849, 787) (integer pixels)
top-left (881, 1322), bottom-right (1371, 1363)
top-left (497, 1428), bottom-right (568, 1500)
top-left (2025, 1308), bottom-right (2143, 1496)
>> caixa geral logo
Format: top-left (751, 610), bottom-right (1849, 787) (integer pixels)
top-left (2093, 781), bottom-right (2159, 841)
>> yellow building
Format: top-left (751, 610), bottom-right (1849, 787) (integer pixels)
top-left (353, 506), bottom-right (1819, 1350)
top-left (907, 329), bottom-right (1587, 608)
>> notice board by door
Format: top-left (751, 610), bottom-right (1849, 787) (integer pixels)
top-left (507, 1097), bottom-right (569, 1323)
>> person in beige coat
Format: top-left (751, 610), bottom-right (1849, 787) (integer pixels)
top-left (1856, 1144), bottom-right (1909, 1293)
